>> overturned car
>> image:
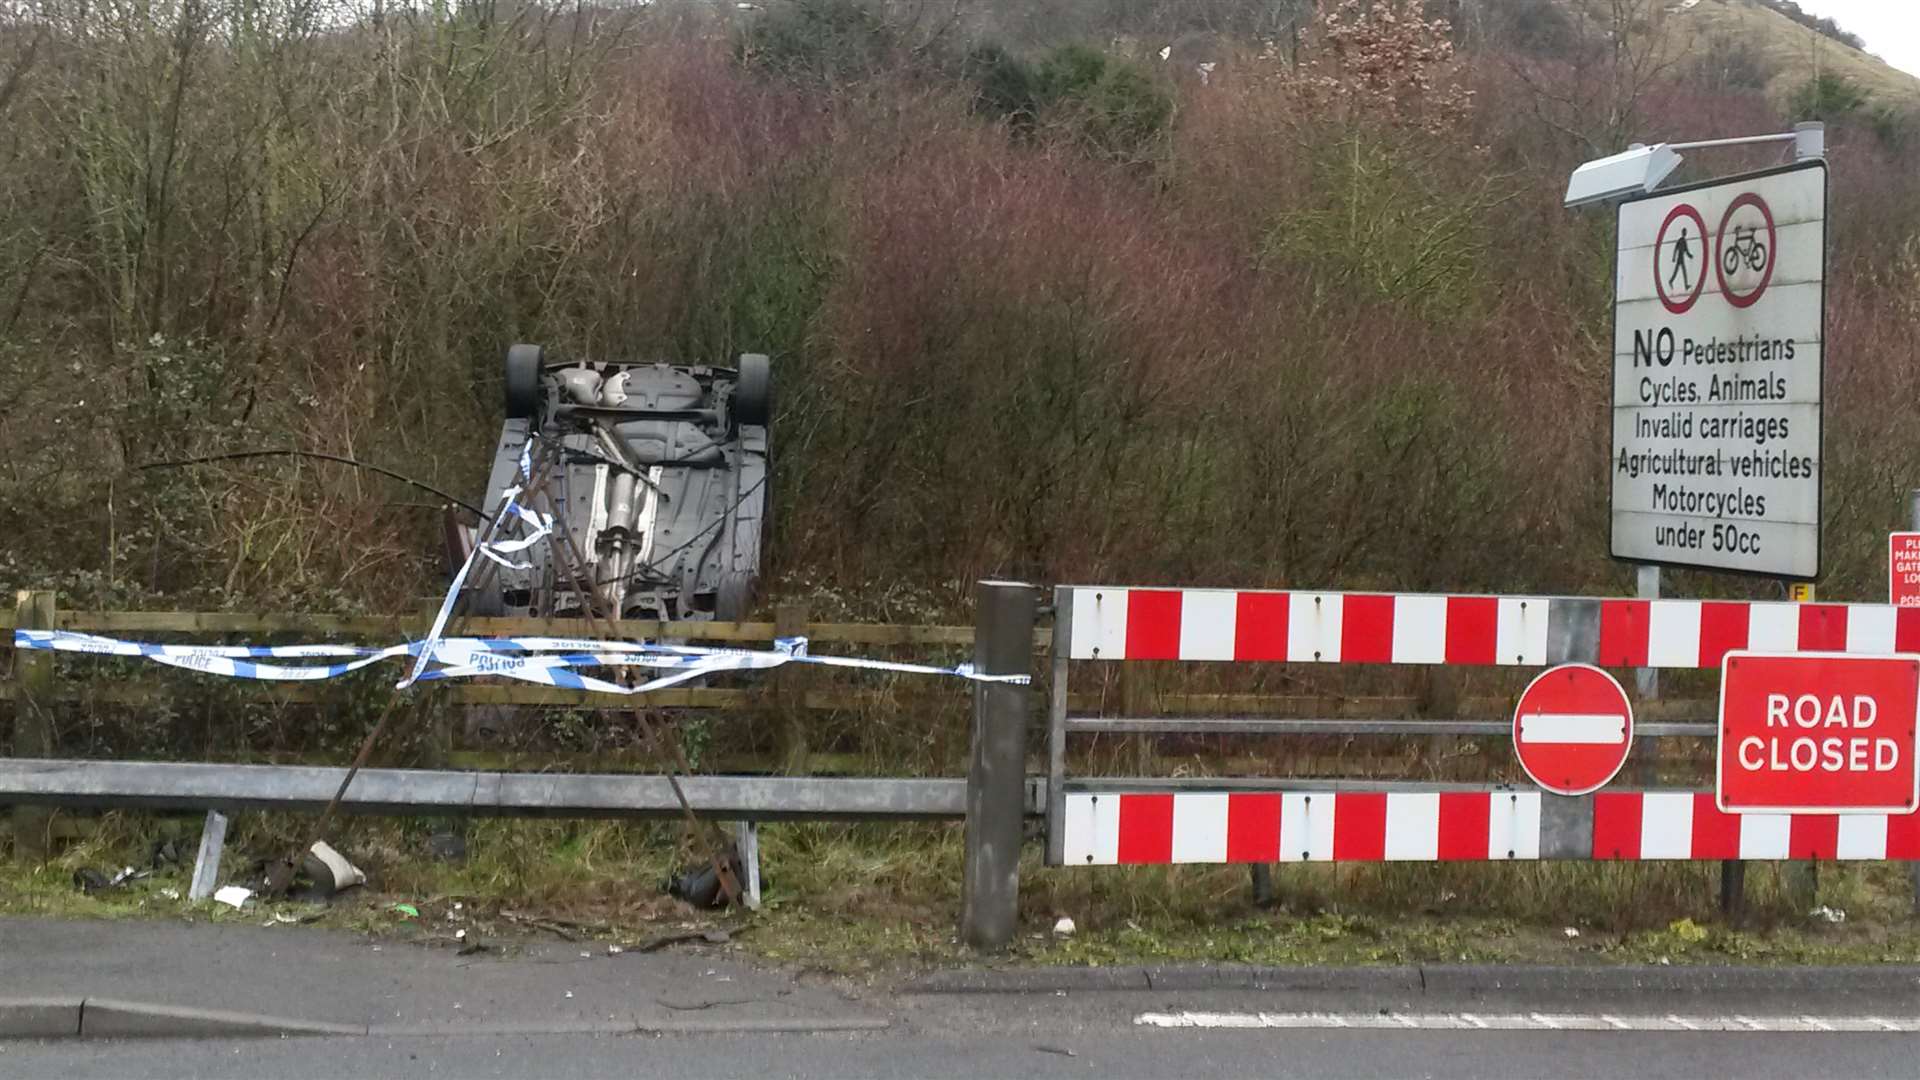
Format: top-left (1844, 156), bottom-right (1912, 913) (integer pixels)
top-left (448, 344), bottom-right (772, 622)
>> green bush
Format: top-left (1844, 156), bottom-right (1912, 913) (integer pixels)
top-left (963, 42), bottom-right (1039, 128)
top-left (1788, 72), bottom-right (1870, 123)
top-left (736, 0), bottom-right (894, 84)
top-left (1034, 44), bottom-right (1172, 161)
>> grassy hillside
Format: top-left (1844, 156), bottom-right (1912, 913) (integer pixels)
top-left (1676, 0), bottom-right (1920, 107)
top-left (0, 0), bottom-right (1916, 627)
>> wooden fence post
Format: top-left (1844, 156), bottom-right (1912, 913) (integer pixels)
top-left (773, 602), bottom-right (810, 775)
top-left (11, 590), bottom-right (56, 862)
top-left (961, 581), bottom-right (1037, 950)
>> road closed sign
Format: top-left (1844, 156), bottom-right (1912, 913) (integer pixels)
top-left (1612, 161), bottom-right (1826, 578)
top-left (1718, 651), bottom-right (1920, 814)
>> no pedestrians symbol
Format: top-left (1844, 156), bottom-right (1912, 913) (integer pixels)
top-left (1653, 202), bottom-right (1707, 315)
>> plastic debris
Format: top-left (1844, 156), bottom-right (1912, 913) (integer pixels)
top-left (1810, 905), bottom-right (1847, 924)
top-left (392, 903), bottom-right (420, 918)
top-left (303, 841), bottom-right (367, 897)
top-left (213, 885), bottom-right (252, 909)
top-left (1052, 917), bottom-right (1077, 938)
top-left (666, 844), bottom-right (748, 909)
top-left (108, 865), bottom-right (150, 887)
top-left (1563, 927), bottom-right (1580, 939)
top-left (73, 866), bottom-right (152, 895)
top-left (160, 888), bottom-right (181, 901)
top-left (259, 857), bottom-right (298, 898)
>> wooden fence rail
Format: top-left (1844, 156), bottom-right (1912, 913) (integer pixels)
top-left (3, 600), bottom-right (1721, 716)
top-left (0, 607), bottom-right (991, 648)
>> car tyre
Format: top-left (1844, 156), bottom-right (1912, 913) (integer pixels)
top-left (732, 353), bottom-right (772, 427)
top-left (504, 343), bottom-right (544, 419)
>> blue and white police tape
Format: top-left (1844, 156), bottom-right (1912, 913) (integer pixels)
top-left (400, 433), bottom-right (551, 690)
top-left (12, 628), bottom-right (1030, 691)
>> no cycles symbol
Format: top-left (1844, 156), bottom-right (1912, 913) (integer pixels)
top-left (1653, 202), bottom-right (1708, 315)
top-left (1715, 191), bottom-right (1776, 308)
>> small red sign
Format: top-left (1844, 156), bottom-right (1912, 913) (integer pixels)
top-left (1718, 651), bottom-right (1920, 814)
top-left (1513, 664), bottom-right (1634, 796)
top-left (1893, 533), bottom-right (1920, 608)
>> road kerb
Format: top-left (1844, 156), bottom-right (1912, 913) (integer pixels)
top-left (0, 998), bottom-right (892, 1041)
top-left (903, 964), bottom-right (1920, 997)
top-left (0, 998), bottom-right (83, 1039)
top-left (77, 1000), bottom-right (367, 1039)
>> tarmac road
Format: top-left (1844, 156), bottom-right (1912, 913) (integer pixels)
top-left (5, 917), bottom-right (1920, 1078)
top-left (6, 1014), bottom-right (1920, 1079)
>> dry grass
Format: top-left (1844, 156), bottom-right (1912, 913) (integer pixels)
top-left (1677, 0), bottom-right (1920, 107)
top-left (8, 811), bottom-right (1920, 975)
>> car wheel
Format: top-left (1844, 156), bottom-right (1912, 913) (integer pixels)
top-left (731, 353), bottom-right (772, 427)
top-left (504, 343), bottom-right (544, 419)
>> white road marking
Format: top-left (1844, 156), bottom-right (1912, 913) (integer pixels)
top-left (1133, 1012), bottom-right (1920, 1033)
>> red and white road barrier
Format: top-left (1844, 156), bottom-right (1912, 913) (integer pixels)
top-left (1060, 791), bottom-right (1542, 865)
top-left (1059, 789), bottom-right (1920, 864)
top-left (1592, 792), bottom-right (1920, 861)
top-left (1059, 587), bottom-right (1920, 668)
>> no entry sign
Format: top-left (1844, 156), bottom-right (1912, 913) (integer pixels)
top-left (1718, 651), bottom-right (1920, 814)
top-left (1513, 664), bottom-right (1634, 796)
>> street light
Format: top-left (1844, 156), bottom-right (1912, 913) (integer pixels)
top-left (1562, 144), bottom-right (1684, 209)
top-left (1562, 123), bottom-right (1825, 209)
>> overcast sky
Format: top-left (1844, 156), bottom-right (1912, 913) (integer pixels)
top-left (1791, 1), bottom-right (1920, 79)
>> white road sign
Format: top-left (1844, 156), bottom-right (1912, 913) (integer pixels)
top-left (1611, 160), bottom-right (1826, 578)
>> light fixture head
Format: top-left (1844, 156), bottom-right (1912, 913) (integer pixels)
top-left (1563, 144), bottom-right (1684, 209)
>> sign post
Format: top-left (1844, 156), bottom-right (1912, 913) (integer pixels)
top-left (1610, 160), bottom-right (1827, 579)
top-left (1717, 652), bottom-right (1920, 814)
